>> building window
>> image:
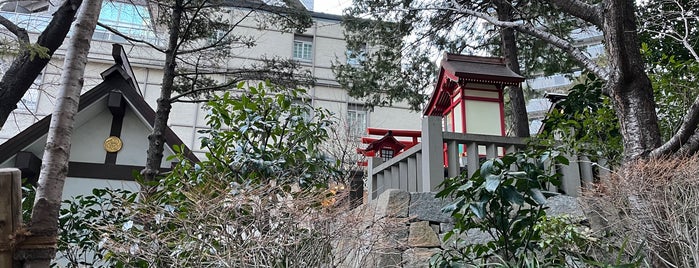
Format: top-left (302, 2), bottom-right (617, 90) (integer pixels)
top-left (19, 71), bottom-right (42, 112)
top-left (20, 89), bottom-right (39, 112)
top-left (346, 44), bottom-right (366, 65)
top-left (293, 35), bottom-right (313, 62)
top-left (207, 30), bottom-right (226, 44)
top-left (380, 148), bottom-right (394, 161)
top-left (347, 103), bottom-right (366, 138)
top-left (95, 2), bottom-right (155, 43)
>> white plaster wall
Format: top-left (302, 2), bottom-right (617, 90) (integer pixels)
top-left (68, 109), bottom-right (112, 163)
top-left (465, 100), bottom-right (502, 135)
top-left (62, 177), bottom-right (140, 200)
top-left (116, 108), bottom-right (176, 168)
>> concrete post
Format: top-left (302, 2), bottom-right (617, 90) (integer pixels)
top-left (421, 116), bottom-right (444, 192)
top-left (560, 154), bottom-right (581, 197)
top-left (579, 155), bottom-right (594, 189)
top-left (467, 142), bottom-right (479, 178)
top-left (446, 140), bottom-right (460, 178)
top-left (367, 157), bottom-right (383, 201)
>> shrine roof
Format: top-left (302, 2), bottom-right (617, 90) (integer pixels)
top-left (360, 131), bottom-right (406, 154)
top-left (441, 53), bottom-right (525, 84)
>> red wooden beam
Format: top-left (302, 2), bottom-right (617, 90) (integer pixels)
top-left (366, 128), bottom-right (421, 137)
top-left (360, 137), bottom-right (417, 147)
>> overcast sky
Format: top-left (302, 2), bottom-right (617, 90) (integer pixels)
top-left (313, 0), bottom-right (352, 15)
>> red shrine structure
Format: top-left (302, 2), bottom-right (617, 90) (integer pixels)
top-left (425, 53), bottom-right (525, 135)
top-left (357, 128), bottom-right (420, 164)
top-left (359, 53), bottom-right (525, 163)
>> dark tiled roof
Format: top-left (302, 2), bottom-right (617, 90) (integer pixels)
top-left (441, 53), bottom-right (525, 84)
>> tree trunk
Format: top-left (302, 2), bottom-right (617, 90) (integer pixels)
top-left (603, 0), bottom-right (661, 160)
top-left (0, 0), bottom-right (82, 128)
top-left (495, 0), bottom-right (530, 138)
top-left (142, 2), bottom-right (183, 184)
top-left (17, 0), bottom-right (102, 266)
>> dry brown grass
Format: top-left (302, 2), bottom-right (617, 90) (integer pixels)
top-left (96, 181), bottom-right (400, 267)
top-left (584, 156), bottom-right (699, 268)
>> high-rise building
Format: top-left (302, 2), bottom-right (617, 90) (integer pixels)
top-left (300, 0), bottom-right (313, 10)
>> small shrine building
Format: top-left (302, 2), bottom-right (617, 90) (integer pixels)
top-left (424, 53), bottom-right (525, 136)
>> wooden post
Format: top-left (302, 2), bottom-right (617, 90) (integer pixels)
top-left (0, 168), bottom-right (21, 268)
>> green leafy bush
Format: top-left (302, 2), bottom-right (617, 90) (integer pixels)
top-left (431, 150), bottom-right (566, 267)
top-left (56, 189), bottom-right (136, 267)
top-left (197, 82), bottom-right (337, 187)
top-left (431, 149), bottom-right (644, 267)
top-left (535, 73), bottom-right (623, 166)
top-left (33, 82), bottom-right (345, 267)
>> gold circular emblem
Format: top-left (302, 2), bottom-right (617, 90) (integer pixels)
top-left (104, 136), bottom-right (123, 153)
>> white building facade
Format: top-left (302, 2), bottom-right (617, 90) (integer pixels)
top-left (0, 0), bottom-right (422, 161)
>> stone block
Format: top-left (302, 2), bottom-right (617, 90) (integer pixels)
top-left (375, 189), bottom-right (410, 218)
top-left (441, 228), bottom-right (493, 249)
top-left (408, 221), bottom-right (441, 248)
top-left (402, 248), bottom-right (441, 268)
top-left (440, 222), bottom-right (454, 233)
top-left (430, 223), bottom-right (440, 234)
top-left (545, 194), bottom-right (584, 219)
top-left (409, 192), bottom-right (453, 223)
top-left (376, 218), bottom-right (409, 249)
top-left (364, 250), bottom-right (402, 267)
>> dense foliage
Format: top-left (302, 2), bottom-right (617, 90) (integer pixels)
top-left (645, 50), bottom-right (699, 144)
top-left (432, 150), bottom-right (567, 266)
top-left (197, 82), bottom-right (337, 187)
top-left (36, 83), bottom-right (343, 267)
top-left (536, 74), bottom-right (623, 166)
top-left (431, 150), bottom-right (643, 267)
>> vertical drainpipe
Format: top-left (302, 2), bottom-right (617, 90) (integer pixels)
top-left (310, 20), bottom-right (318, 109)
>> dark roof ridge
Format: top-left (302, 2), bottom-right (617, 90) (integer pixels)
top-left (443, 53), bottom-right (506, 65)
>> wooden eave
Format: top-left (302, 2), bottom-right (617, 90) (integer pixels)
top-left (362, 132), bottom-right (406, 153)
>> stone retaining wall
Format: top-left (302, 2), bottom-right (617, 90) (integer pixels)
top-left (332, 189), bottom-right (452, 267)
top-left (332, 189), bottom-right (583, 267)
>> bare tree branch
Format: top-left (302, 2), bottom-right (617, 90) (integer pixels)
top-left (642, 0), bottom-right (699, 62)
top-left (0, 15), bottom-right (29, 43)
top-left (448, 0), bottom-right (609, 80)
top-left (95, 22), bottom-right (166, 53)
top-left (651, 95), bottom-right (699, 157)
top-left (547, 0), bottom-right (603, 28)
top-left (178, 8), bottom-right (256, 55)
top-left (169, 64), bottom-right (314, 102)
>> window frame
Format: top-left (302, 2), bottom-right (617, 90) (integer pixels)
top-left (380, 148), bottom-right (394, 161)
top-left (347, 103), bottom-right (367, 138)
top-left (293, 35), bottom-right (314, 62)
top-left (346, 43), bottom-right (367, 65)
